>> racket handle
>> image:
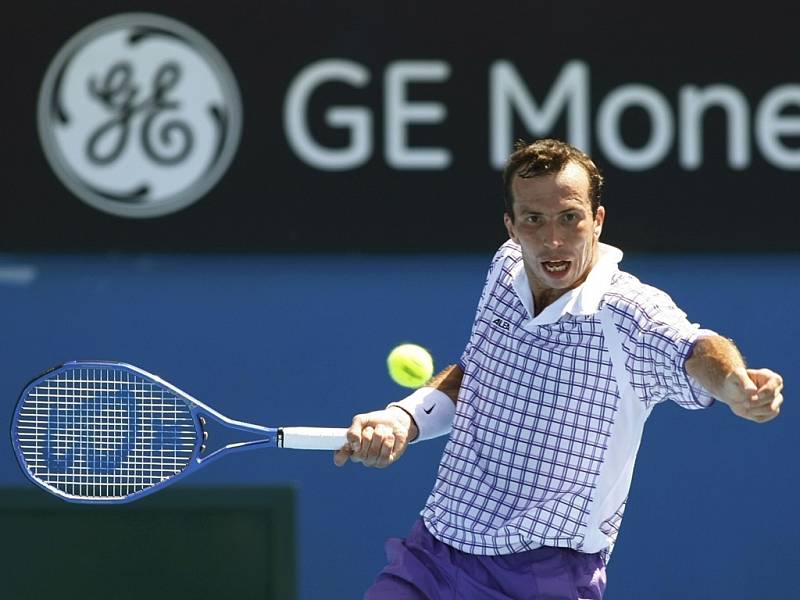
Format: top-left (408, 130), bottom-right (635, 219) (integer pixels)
top-left (280, 427), bottom-right (349, 450)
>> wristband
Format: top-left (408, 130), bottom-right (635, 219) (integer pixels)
top-left (387, 387), bottom-right (455, 443)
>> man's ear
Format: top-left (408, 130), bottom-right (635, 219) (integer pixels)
top-left (504, 213), bottom-right (518, 243)
top-left (594, 206), bottom-right (605, 238)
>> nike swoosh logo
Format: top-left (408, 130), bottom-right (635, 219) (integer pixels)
top-left (423, 405), bottom-right (435, 414)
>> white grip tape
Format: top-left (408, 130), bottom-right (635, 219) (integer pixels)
top-left (387, 387), bottom-right (455, 443)
top-left (281, 427), bottom-right (349, 450)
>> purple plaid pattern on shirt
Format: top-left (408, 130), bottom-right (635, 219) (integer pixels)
top-left (605, 283), bottom-right (712, 410)
top-left (421, 241), bottom-right (713, 556)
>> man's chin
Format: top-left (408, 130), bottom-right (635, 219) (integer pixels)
top-left (537, 264), bottom-right (575, 286)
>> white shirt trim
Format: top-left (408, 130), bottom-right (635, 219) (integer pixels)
top-left (580, 305), bottom-right (653, 554)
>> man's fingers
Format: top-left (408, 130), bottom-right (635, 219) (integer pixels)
top-left (375, 427), bottom-right (397, 468)
top-left (335, 409), bottom-right (414, 469)
top-left (748, 369), bottom-right (783, 392)
top-left (749, 403), bottom-right (780, 419)
top-left (756, 393), bottom-right (783, 418)
top-left (758, 374), bottom-right (783, 398)
top-left (745, 369), bottom-right (784, 407)
top-left (356, 425), bottom-right (377, 466)
top-left (347, 415), bottom-right (366, 453)
top-left (354, 421), bottom-right (397, 465)
top-left (335, 413), bottom-right (367, 466)
top-left (724, 369), bottom-right (757, 404)
top-left (735, 392), bottom-right (783, 423)
top-left (333, 444), bottom-right (352, 467)
top-left (750, 411), bottom-right (779, 423)
top-left (750, 390), bottom-right (776, 408)
top-left (358, 424), bottom-right (396, 467)
top-left (738, 370), bottom-right (759, 394)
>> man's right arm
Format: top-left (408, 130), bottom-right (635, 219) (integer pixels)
top-left (333, 364), bottom-right (463, 468)
top-left (422, 363), bottom-right (463, 405)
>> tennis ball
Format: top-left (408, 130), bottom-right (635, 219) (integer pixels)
top-left (387, 343), bottom-right (434, 388)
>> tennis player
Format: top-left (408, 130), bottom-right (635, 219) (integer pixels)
top-left (334, 138), bottom-right (784, 599)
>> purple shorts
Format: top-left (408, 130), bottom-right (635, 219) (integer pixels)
top-left (365, 519), bottom-right (606, 600)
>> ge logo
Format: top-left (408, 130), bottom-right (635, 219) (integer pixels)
top-left (37, 13), bottom-right (242, 218)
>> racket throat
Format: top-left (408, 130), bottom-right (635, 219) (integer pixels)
top-left (195, 414), bottom-right (279, 465)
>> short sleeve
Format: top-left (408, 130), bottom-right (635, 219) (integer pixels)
top-left (606, 286), bottom-right (716, 409)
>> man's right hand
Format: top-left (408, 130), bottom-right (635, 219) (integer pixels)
top-left (333, 407), bottom-right (419, 468)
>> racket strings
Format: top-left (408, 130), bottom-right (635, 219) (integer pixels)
top-left (15, 367), bottom-right (197, 500)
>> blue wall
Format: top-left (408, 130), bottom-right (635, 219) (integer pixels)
top-left (0, 252), bottom-right (796, 599)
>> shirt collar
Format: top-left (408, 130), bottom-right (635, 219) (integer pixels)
top-left (511, 243), bottom-right (623, 326)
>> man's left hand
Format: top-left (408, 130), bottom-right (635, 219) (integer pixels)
top-left (718, 368), bottom-right (783, 423)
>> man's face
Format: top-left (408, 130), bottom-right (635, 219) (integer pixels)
top-left (504, 161), bottom-right (605, 302)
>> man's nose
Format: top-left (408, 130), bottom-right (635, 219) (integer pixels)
top-left (541, 223), bottom-right (563, 249)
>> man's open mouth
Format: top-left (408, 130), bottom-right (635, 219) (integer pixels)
top-left (542, 260), bottom-right (570, 273)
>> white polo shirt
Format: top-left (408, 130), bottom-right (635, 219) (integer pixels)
top-left (421, 240), bottom-right (714, 558)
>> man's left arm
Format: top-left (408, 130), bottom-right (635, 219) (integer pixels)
top-left (684, 335), bottom-right (784, 423)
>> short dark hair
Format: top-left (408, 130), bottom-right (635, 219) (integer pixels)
top-left (503, 138), bottom-right (604, 221)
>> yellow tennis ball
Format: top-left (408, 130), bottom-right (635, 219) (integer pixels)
top-left (387, 343), bottom-right (434, 388)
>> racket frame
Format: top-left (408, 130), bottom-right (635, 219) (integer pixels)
top-left (11, 361), bottom-right (280, 504)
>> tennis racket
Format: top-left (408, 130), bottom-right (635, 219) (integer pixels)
top-left (11, 361), bottom-right (348, 504)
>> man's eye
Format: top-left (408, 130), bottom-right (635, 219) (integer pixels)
top-left (563, 213), bottom-right (578, 223)
top-left (525, 215), bottom-right (540, 223)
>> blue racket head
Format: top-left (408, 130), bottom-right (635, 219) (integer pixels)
top-left (11, 361), bottom-right (203, 504)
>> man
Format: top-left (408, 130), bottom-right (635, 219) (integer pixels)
top-left (334, 139), bottom-right (783, 599)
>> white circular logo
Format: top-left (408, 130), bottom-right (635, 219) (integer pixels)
top-left (37, 13), bottom-right (243, 218)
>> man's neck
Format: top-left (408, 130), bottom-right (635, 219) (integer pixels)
top-left (528, 279), bottom-right (565, 316)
